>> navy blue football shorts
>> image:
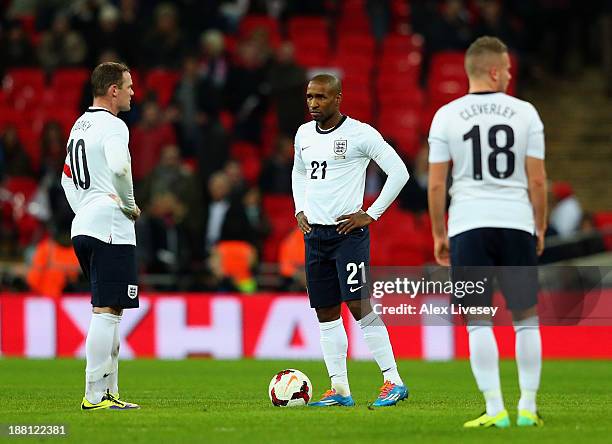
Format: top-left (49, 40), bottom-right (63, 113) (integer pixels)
top-left (449, 227), bottom-right (538, 311)
top-left (73, 235), bottom-right (139, 309)
top-left (304, 225), bottom-right (370, 309)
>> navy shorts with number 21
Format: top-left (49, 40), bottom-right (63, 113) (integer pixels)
top-left (304, 224), bottom-right (370, 309)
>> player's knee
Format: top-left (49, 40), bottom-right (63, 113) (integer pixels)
top-left (511, 306), bottom-right (537, 323)
top-left (346, 299), bottom-right (372, 321)
top-left (93, 306), bottom-right (123, 316)
top-left (315, 306), bottom-right (341, 323)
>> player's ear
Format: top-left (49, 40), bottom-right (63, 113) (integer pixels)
top-left (336, 92), bottom-right (342, 106)
top-left (489, 66), bottom-right (499, 83)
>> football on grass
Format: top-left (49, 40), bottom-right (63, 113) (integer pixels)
top-left (268, 369), bottom-right (312, 407)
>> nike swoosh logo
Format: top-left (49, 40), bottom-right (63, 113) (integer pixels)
top-left (81, 403), bottom-right (101, 410)
top-left (285, 375), bottom-right (298, 393)
top-left (103, 373), bottom-right (110, 378)
top-left (349, 285), bottom-right (364, 293)
top-left (301, 146), bottom-right (310, 151)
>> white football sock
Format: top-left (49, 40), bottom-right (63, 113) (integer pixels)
top-left (319, 317), bottom-right (350, 396)
top-left (85, 313), bottom-right (120, 404)
top-left (357, 311), bottom-right (403, 386)
top-left (467, 324), bottom-right (505, 416)
top-left (514, 316), bottom-right (541, 413)
top-left (107, 314), bottom-right (122, 395)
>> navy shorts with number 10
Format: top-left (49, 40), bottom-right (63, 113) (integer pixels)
top-left (304, 225), bottom-right (370, 308)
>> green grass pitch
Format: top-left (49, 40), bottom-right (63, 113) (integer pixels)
top-left (0, 359), bottom-right (610, 443)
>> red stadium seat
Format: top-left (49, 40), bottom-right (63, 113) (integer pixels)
top-left (377, 86), bottom-right (425, 109)
top-left (262, 195), bottom-right (296, 262)
top-left (3, 68), bottom-right (46, 110)
top-left (4, 176), bottom-right (38, 201)
top-left (52, 68), bottom-right (89, 90)
top-left (3, 68), bottom-right (46, 95)
top-left (429, 51), bottom-right (466, 80)
top-left (381, 33), bottom-right (424, 57)
top-left (428, 79), bottom-right (468, 106)
top-left (291, 36), bottom-right (331, 68)
top-left (144, 69), bottom-right (180, 107)
top-left (341, 94), bottom-right (373, 123)
top-left (377, 107), bottom-right (421, 156)
top-left (333, 52), bottom-right (375, 75)
top-left (288, 16), bottom-right (328, 40)
top-left (379, 52), bottom-right (422, 82)
top-left (594, 211), bottom-right (612, 250)
top-left (337, 34), bottom-right (376, 57)
top-left (230, 141), bottom-right (258, 159)
top-left (2, 176), bottom-right (41, 246)
top-left (238, 15), bottom-right (281, 47)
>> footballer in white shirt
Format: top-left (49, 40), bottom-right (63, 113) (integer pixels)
top-left (292, 74), bottom-right (410, 407)
top-left (427, 37), bottom-right (547, 428)
top-left (62, 62), bottom-right (140, 411)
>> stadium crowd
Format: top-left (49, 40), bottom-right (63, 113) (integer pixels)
top-left (0, 0), bottom-right (611, 295)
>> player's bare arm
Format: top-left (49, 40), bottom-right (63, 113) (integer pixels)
top-left (335, 210), bottom-right (374, 235)
top-left (526, 156), bottom-right (548, 256)
top-left (428, 161), bottom-right (450, 266)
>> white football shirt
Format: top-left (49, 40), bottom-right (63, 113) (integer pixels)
top-left (428, 92), bottom-right (545, 237)
top-left (292, 116), bottom-right (409, 225)
top-left (61, 107), bottom-right (136, 245)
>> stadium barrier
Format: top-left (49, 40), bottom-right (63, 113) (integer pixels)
top-left (1, 293), bottom-right (611, 359)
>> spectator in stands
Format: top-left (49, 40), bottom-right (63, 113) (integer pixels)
top-left (399, 145), bottom-right (429, 213)
top-left (473, 0), bottom-right (519, 51)
top-left (209, 239), bottom-right (257, 293)
top-left (196, 30), bottom-right (231, 183)
top-left (426, 0), bottom-right (473, 52)
top-left (37, 12), bottom-right (87, 72)
top-left (197, 29), bottom-right (229, 119)
top-left (242, 187), bottom-right (271, 256)
top-left (29, 121), bottom-right (70, 224)
top-left (26, 226), bottom-right (80, 298)
top-left (225, 36), bottom-right (270, 144)
top-left (604, 0), bottom-right (612, 96)
top-left (366, 0), bottom-right (392, 42)
top-left (136, 146), bottom-right (201, 280)
top-left (204, 171), bottom-right (232, 250)
top-left (168, 54), bottom-right (207, 157)
top-left (0, 20), bottom-right (35, 69)
top-left (141, 3), bottom-right (185, 68)
top-left (259, 135), bottom-right (294, 194)
top-left (219, 0), bottom-right (250, 32)
top-left (211, 198), bottom-right (259, 293)
top-left (138, 144), bottom-right (200, 214)
top-left (267, 42), bottom-right (307, 136)
top-left (224, 159), bottom-right (248, 199)
top-left (0, 125), bottom-right (33, 179)
top-left (278, 227), bottom-right (306, 291)
top-left (39, 121), bottom-right (65, 179)
top-left (89, 4), bottom-right (137, 67)
top-left (549, 181), bottom-right (583, 238)
top-left (130, 99), bottom-right (177, 182)
top-left (136, 191), bottom-right (193, 280)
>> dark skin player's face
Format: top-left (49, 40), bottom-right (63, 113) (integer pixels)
top-left (306, 81), bottom-right (341, 125)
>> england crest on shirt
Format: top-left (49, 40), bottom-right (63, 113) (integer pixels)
top-left (334, 139), bottom-right (347, 159)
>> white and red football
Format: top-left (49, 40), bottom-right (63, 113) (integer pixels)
top-left (268, 369), bottom-right (312, 407)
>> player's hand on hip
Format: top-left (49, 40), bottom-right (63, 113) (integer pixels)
top-left (336, 210), bottom-right (374, 235)
top-left (123, 204), bottom-right (141, 221)
top-left (536, 230), bottom-right (545, 256)
top-left (434, 236), bottom-right (450, 266)
top-left (296, 211), bottom-right (311, 234)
